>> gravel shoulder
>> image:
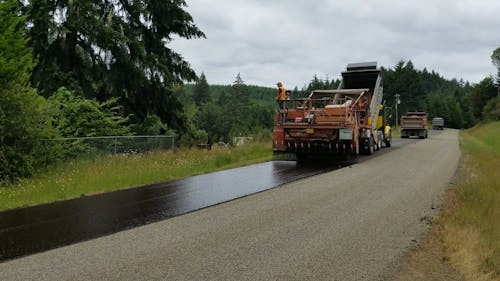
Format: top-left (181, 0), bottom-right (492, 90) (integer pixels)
top-left (388, 148), bottom-right (468, 281)
top-left (0, 130), bottom-right (460, 281)
top-left (388, 188), bottom-right (464, 281)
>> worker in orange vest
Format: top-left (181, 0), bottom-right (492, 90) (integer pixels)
top-left (276, 82), bottom-right (287, 110)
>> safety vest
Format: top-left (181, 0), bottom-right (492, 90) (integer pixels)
top-left (277, 86), bottom-right (287, 101)
top-left (384, 125), bottom-right (391, 135)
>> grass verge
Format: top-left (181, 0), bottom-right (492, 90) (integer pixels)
top-left (443, 122), bottom-right (500, 280)
top-left (0, 141), bottom-right (272, 211)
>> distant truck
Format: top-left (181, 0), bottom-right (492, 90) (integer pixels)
top-left (432, 117), bottom-right (445, 130)
top-left (400, 112), bottom-right (428, 139)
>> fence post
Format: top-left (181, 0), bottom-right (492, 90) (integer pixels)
top-left (114, 137), bottom-right (117, 154)
top-left (171, 135), bottom-right (175, 150)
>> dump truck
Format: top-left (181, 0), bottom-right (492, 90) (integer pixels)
top-left (272, 62), bottom-right (391, 161)
top-left (400, 112), bottom-right (428, 139)
top-left (432, 117), bottom-right (445, 130)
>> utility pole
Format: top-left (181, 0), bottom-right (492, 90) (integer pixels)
top-left (395, 94), bottom-right (400, 131)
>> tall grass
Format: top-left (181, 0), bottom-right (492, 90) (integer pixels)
top-left (444, 122), bottom-right (500, 280)
top-left (0, 142), bottom-right (272, 211)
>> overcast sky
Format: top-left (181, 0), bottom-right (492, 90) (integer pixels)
top-left (170, 0), bottom-right (500, 88)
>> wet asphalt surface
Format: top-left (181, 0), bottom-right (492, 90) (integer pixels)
top-left (0, 136), bottom-right (422, 262)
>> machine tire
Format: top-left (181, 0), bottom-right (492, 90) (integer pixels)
top-left (296, 153), bottom-right (307, 164)
top-left (343, 151), bottom-right (357, 164)
top-left (367, 138), bottom-right (374, 155)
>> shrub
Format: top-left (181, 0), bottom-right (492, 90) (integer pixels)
top-left (0, 0), bottom-right (58, 181)
top-left (49, 87), bottom-right (130, 137)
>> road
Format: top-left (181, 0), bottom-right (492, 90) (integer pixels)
top-left (0, 130), bottom-right (460, 280)
top-left (0, 160), bottom-right (336, 261)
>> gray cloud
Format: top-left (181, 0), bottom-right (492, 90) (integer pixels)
top-left (170, 0), bottom-right (500, 88)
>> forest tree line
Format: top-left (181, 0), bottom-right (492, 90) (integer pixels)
top-left (1, 0), bottom-right (499, 181)
top-left (293, 60), bottom-right (499, 129)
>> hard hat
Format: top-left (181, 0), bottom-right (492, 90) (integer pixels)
top-left (276, 81), bottom-right (282, 86)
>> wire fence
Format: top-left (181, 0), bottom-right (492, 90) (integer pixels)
top-left (41, 135), bottom-right (176, 164)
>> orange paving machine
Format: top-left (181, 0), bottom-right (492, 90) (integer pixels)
top-left (273, 62), bottom-right (391, 161)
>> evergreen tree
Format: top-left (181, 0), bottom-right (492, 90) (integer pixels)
top-left (170, 85), bottom-right (206, 146)
top-left (234, 72), bottom-right (244, 84)
top-left (306, 75), bottom-right (323, 92)
top-left (232, 73), bottom-right (248, 103)
top-left (483, 97), bottom-right (500, 121)
top-left (22, 0), bottom-right (205, 132)
top-left (468, 77), bottom-right (497, 120)
top-left (381, 60), bottom-right (472, 126)
top-left (193, 73), bottom-right (211, 106)
top-left (297, 75), bottom-right (341, 98)
top-left (392, 61), bottom-right (425, 113)
top-left (0, 0), bottom-right (56, 180)
top-left (227, 73), bottom-right (250, 134)
top-left (196, 102), bottom-right (230, 149)
top-left (454, 88), bottom-right (474, 127)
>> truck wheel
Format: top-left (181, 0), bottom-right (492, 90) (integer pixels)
top-left (367, 138), bottom-right (374, 155)
top-left (343, 151), bottom-right (356, 163)
top-left (295, 153), bottom-right (303, 163)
